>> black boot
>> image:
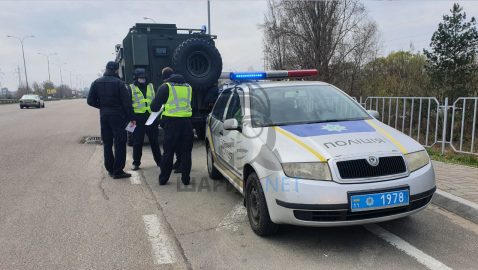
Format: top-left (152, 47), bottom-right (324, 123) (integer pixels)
top-left (113, 171), bottom-right (132, 179)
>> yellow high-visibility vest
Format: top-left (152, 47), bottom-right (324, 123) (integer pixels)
top-left (131, 83), bottom-right (155, 114)
top-left (162, 83), bottom-right (192, 117)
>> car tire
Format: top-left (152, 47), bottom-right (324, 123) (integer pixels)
top-left (246, 172), bottom-right (279, 236)
top-left (20, 106), bottom-right (24, 109)
top-left (206, 144), bottom-right (222, 180)
top-left (172, 38), bottom-right (223, 92)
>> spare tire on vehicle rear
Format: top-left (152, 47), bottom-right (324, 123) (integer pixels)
top-left (172, 38), bottom-right (222, 92)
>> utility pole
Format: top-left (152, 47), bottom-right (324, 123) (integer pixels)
top-left (7, 35), bottom-right (35, 94)
top-left (207, 0), bottom-right (211, 34)
top-left (69, 71), bottom-right (73, 89)
top-left (37, 52), bottom-right (57, 82)
top-left (55, 62), bottom-right (67, 85)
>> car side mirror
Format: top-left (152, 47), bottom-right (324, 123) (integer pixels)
top-left (367, 110), bottom-right (380, 119)
top-left (224, 118), bottom-right (240, 131)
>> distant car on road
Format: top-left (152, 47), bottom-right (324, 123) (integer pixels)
top-left (19, 94), bottom-right (45, 109)
top-left (206, 70), bottom-right (436, 236)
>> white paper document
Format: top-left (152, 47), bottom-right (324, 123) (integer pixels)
top-left (145, 106), bottom-right (163, 126)
top-left (125, 122), bottom-right (136, 132)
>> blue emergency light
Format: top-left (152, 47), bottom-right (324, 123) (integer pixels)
top-left (230, 72), bottom-right (266, 80)
top-left (224, 69), bottom-right (318, 81)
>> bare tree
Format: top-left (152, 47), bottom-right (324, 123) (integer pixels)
top-left (262, 0), bottom-right (379, 91)
top-left (263, 0), bottom-right (287, 70)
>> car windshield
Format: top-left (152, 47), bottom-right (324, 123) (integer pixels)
top-left (250, 85), bottom-right (370, 127)
top-left (21, 95), bottom-right (38, 100)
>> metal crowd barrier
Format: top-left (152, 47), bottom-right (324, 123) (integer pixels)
top-left (361, 96), bottom-right (477, 156)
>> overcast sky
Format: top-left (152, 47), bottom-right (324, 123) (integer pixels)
top-left (1, 0), bottom-right (478, 92)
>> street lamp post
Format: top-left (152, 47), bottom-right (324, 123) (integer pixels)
top-left (143, 17), bottom-right (157, 23)
top-left (37, 52), bottom-right (57, 82)
top-left (59, 62), bottom-right (67, 85)
top-left (7, 35), bottom-right (35, 93)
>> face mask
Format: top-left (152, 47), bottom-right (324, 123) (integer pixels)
top-left (138, 78), bottom-right (146, 84)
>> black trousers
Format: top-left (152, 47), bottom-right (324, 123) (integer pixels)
top-left (100, 114), bottom-right (127, 175)
top-left (159, 118), bottom-right (193, 185)
top-left (132, 119), bottom-right (162, 166)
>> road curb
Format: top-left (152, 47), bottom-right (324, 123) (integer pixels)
top-left (432, 189), bottom-right (478, 224)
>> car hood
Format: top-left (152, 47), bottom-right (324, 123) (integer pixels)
top-left (260, 119), bottom-right (423, 163)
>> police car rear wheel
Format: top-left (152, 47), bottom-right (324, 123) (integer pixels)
top-left (207, 145), bottom-right (222, 180)
top-left (246, 173), bottom-right (279, 236)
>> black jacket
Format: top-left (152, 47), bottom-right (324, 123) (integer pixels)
top-left (150, 74), bottom-right (189, 118)
top-left (87, 70), bottom-right (133, 121)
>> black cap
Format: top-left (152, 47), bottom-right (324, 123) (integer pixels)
top-left (134, 68), bottom-right (146, 78)
top-left (106, 61), bottom-right (119, 71)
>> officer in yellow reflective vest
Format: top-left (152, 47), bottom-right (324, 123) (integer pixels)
top-left (129, 68), bottom-right (162, 171)
top-left (150, 67), bottom-right (193, 185)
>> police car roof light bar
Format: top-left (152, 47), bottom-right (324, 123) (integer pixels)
top-left (227, 69), bottom-right (318, 81)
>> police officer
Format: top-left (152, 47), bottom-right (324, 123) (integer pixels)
top-left (151, 67), bottom-right (193, 185)
top-left (129, 68), bottom-right (162, 170)
top-left (87, 61), bottom-right (133, 179)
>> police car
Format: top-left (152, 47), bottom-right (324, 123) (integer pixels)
top-left (205, 70), bottom-right (436, 236)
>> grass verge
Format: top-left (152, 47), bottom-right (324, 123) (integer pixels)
top-left (427, 147), bottom-right (478, 168)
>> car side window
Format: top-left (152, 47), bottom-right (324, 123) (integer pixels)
top-left (211, 90), bottom-right (232, 121)
top-left (225, 91), bottom-right (243, 125)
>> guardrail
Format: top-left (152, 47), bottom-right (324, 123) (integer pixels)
top-left (0, 99), bottom-right (18, 104)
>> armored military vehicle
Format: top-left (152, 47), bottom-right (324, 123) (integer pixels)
top-left (115, 23), bottom-right (222, 139)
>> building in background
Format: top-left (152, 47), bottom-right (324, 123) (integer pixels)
top-left (0, 87), bottom-right (12, 99)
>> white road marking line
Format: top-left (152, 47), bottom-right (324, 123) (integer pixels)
top-left (142, 214), bottom-right (177, 265)
top-left (364, 224), bottom-right (453, 270)
top-left (216, 202), bottom-right (247, 232)
top-left (129, 171), bottom-right (141, 185)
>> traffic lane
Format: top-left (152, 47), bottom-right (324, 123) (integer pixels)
top-left (0, 146), bottom-right (159, 269)
top-left (380, 205), bottom-right (478, 270)
top-left (0, 99), bottom-right (98, 211)
top-left (0, 102), bottom-right (22, 117)
top-left (0, 100), bottom-right (185, 269)
top-left (141, 142), bottom-right (434, 270)
top-left (0, 99), bottom-right (54, 118)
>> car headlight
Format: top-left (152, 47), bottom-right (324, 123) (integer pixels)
top-left (405, 150), bottom-right (430, 172)
top-left (281, 162), bottom-right (332, 181)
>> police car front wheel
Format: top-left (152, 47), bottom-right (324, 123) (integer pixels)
top-left (206, 145), bottom-right (222, 180)
top-left (245, 172), bottom-right (279, 236)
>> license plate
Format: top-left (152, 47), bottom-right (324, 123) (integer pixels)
top-left (350, 189), bottom-right (409, 212)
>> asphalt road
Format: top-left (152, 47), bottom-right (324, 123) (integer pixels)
top-left (1, 100), bottom-right (477, 270)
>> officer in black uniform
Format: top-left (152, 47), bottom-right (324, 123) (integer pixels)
top-left (87, 61), bottom-right (132, 179)
top-left (150, 67), bottom-right (194, 186)
top-left (129, 68), bottom-right (162, 170)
